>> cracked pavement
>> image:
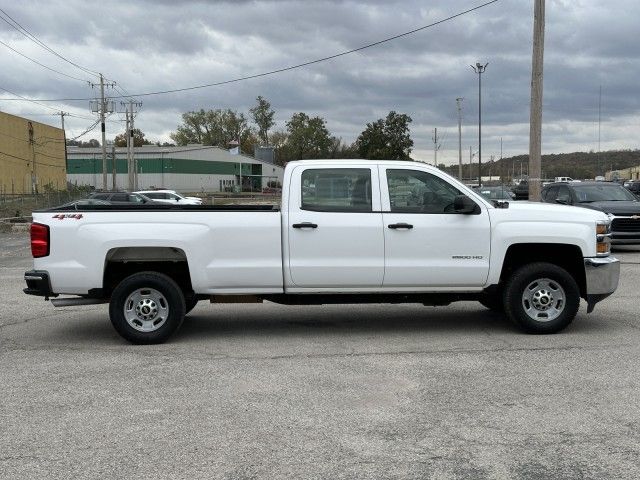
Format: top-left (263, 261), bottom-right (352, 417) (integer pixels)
top-left (1, 232), bottom-right (640, 479)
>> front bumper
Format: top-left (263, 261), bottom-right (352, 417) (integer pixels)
top-left (584, 256), bottom-right (620, 312)
top-left (23, 270), bottom-right (56, 298)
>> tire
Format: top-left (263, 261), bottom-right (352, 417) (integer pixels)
top-left (184, 293), bottom-right (199, 315)
top-left (503, 262), bottom-right (580, 334)
top-left (479, 292), bottom-right (504, 313)
top-left (109, 271), bottom-right (185, 344)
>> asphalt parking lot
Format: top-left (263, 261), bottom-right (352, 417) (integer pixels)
top-left (1, 231), bottom-right (640, 479)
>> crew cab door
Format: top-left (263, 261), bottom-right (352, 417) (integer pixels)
top-left (286, 165), bottom-right (384, 288)
top-left (380, 166), bottom-right (491, 287)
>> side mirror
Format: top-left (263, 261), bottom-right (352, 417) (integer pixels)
top-left (454, 195), bottom-right (479, 214)
top-left (556, 196), bottom-right (570, 205)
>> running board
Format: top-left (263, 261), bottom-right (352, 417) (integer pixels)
top-left (51, 297), bottom-right (109, 307)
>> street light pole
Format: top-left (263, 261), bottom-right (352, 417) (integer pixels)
top-left (471, 62), bottom-right (488, 187)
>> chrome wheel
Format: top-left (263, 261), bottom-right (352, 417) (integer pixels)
top-left (123, 288), bottom-right (169, 332)
top-left (521, 278), bottom-right (565, 322)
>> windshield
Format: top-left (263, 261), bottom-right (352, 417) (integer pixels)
top-left (573, 184), bottom-right (637, 202)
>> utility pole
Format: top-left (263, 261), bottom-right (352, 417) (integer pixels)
top-left (598, 85), bottom-right (602, 176)
top-left (125, 106), bottom-right (133, 191)
top-left (90, 74), bottom-right (114, 191)
top-left (99, 74), bottom-right (107, 190)
top-left (528, 0), bottom-right (545, 201)
top-left (469, 146), bottom-right (474, 183)
top-left (432, 128), bottom-right (440, 167)
top-left (121, 100), bottom-right (142, 191)
top-left (456, 98), bottom-right (463, 180)
top-left (57, 111), bottom-right (67, 132)
top-left (111, 143), bottom-right (117, 190)
top-left (471, 62), bottom-right (488, 187)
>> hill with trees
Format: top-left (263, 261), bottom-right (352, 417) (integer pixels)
top-left (440, 149), bottom-right (640, 182)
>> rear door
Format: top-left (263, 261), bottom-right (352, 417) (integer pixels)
top-left (287, 165), bottom-right (384, 288)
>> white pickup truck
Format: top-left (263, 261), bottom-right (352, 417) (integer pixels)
top-left (24, 160), bottom-right (620, 344)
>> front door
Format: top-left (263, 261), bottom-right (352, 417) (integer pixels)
top-left (381, 167), bottom-right (491, 288)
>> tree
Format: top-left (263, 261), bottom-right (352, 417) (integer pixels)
top-left (356, 111), bottom-right (413, 160)
top-left (66, 139), bottom-right (100, 147)
top-left (249, 96), bottom-right (275, 145)
top-left (285, 112), bottom-right (332, 160)
top-left (114, 128), bottom-right (152, 147)
top-left (170, 108), bottom-right (253, 153)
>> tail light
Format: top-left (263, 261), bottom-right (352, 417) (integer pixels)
top-left (30, 223), bottom-right (50, 258)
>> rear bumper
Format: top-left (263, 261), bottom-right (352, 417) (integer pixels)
top-left (23, 270), bottom-right (56, 297)
top-left (584, 256), bottom-right (620, 312)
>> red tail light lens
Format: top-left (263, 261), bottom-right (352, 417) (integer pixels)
top-left (30, 223), bottom-right (50, 258)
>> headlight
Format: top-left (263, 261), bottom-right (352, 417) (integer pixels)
top-left (596, 220), bottom-right (612, 256)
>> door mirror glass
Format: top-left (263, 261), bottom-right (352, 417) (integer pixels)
top-left (556, 194), bottom-right (570, 205)
top-left (453, 195), bottom-right (479, 214)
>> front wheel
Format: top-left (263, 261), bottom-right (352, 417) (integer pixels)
top-left (503, 262), bottom-right (580, 334)
top-left (109, 272), bottom-right (186, 344)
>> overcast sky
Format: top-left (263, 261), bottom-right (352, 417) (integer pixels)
top-left (1, 0), bottom-right (638, 165)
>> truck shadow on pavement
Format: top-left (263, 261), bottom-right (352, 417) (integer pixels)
top-left (45, 303), bottom-right (613, 346)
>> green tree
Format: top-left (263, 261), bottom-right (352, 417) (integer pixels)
top-left (285, 112), bottom-right (332, 160)
top-left (170, 108), bottom-right (253, 152)
top-left (66, 139), bottom-right (100, 147)
top-left (249, 96), bottom-right (275, 145)
top-left (356, 111), bottom-right (413, 160)
top-left (114, 128), bottom-right (152, 147)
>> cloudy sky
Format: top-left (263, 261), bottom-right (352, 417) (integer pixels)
top-left (1, 0), bottom-right (638, 165)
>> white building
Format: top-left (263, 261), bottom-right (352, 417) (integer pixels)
top-left (66, 144), bottom-right (284, 193)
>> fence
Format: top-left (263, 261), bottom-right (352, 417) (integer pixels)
top-left (0, 191), bottom-right (88, 218)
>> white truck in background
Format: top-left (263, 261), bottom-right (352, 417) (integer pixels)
top-left (24, 160), bottom-right (620, 344)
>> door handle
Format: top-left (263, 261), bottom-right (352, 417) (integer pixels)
top-left (292, 222), bottom-right (318, 229)
top-left (388, 223), bottom-right (413, 229)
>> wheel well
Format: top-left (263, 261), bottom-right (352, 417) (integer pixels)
top-left (103, 247), bottom-right (193, 297)
top-left (500, 243), bottom-right (586, 296)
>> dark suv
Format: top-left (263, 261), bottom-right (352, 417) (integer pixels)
top-left (626, 181), bottom-right (640, 197)
top-left (541, 181), bottom-right (640, 244)
top-left (88, 192), bottom-right (156, 205)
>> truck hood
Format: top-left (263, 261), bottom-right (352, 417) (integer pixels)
top-left (574, 201), bottom-right (640, 216)
top-left (495, 200), bottom-right (609, 223)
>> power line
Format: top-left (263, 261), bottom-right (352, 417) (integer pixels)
top-left (0, 85), bottom-right (95, 120)
top-left (0, 39), bottom-right (89, 82)
top-left (0, 7), bottom-right (99, 78)
top-left (0, 0), bottom-right (499, 102)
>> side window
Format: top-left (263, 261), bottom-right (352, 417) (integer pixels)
top-left (301, 168), bottom-right (372, 212)
top-left (543, 186), bottom-right (559, 202)
top-left (93, 194), bottom-right (108, 200)
top-left (387, 169), bottom-right (461, 213)
top-left (557, 186), bottom-right (571, 204)
top-left (129, 194), bottom-right (144, 203)
top-left (111, 194), bottom-right (128, 202)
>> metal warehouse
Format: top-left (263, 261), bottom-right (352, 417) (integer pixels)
top-left (66, 144), bottom-right (284, 193)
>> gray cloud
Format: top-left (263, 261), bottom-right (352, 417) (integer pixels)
top-left (0, 0), bottom-right (638, 164)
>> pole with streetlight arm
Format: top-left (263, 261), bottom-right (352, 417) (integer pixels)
top-left (471, 62), bottom-right (488, 187)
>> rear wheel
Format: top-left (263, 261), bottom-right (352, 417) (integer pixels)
top-left (504, 262), bottom-right (580, 334)
top-left (109, 272), bottom-right (185, 344)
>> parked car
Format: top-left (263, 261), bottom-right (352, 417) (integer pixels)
top-left (625, 180), bottom-right (640, 197)
top-left (541, 181), bottom-right (640, 244)
top-left (474, 186), bottom-right (515, 201)
top-left (88, 192), bottom-right (157, 205)
top-left (135, 190), bottom-right (202, 205)
top-left (512, 180), bottom-right (529, 200)
top-left (59, 199), bottom-right (111, 208)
